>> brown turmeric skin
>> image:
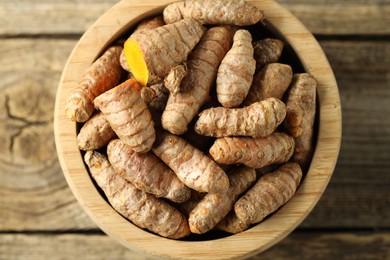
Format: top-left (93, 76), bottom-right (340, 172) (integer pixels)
top-left (284, 73), bottom-right (317, 170)
top-left (65, 46), bottom-right (123, 122)
top-left (216, 211), bottom-right (250, 234)
top-left (209, 132), bottom-right (295, 169)
top-left (188, 166), bottom-right (256, 234)
top-left (216, 29), bottom-right (256, 108)
top-left (107, 139), bottom-right (191, 203)
top-left (243, 63), bottom-right (293, 106)
top-left (163, 0), bottom-right (264, 26)
top-left (124, 18), bottom-right (205, 86)
top-left (164, 63), bottom-right (188, 96)
top-left (93, 78), bottom-right (155, 153)
top-left (176, 190), bottom-right (206, 217)
top-left (84, 150), bottom-right (191, 239)
top-left (147, 83), bottom-right (169, 112)
top-left (195, 98), bottom-right (286, 138)
top-left (234, 162), bottom-right (302, 225)
top-left (152, 131), bottom-right (229, 193)
top-left (253, 38), bottom-right (284, 71)
top-left (161, 26), bottom-right (232, 135)
top-left (77, 111), bottom-right (116, 151)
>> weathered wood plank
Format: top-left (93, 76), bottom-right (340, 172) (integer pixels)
top-left (279, 2), bottom-right (390, 35)
top-left (0, 231), bottom-right (389, 259)
top-left (0, 0), bottom-right (115, 36)
top-left (302, 40), bottom-right (390, 228)
top-left (0, 38), bottom-right (389, 231)
top-left (0, 0), bottom-right (389, 36)
top-left (0, 38), bottom-right (96, 231)
top-left (261, 230), bottom-right (390, 259)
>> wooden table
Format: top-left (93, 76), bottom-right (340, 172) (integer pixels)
top-left (1, 0), bottom-right (389, 259)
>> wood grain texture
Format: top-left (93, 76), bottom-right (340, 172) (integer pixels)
top-left (279, 1), bottom-right (390, 35)
top-left (0, 231), bottom-right (389, 260)
top-left (0, 0), bottom-right (115, 35)
top-left (0, 38), bottom-right (96, 230)
top-left (1, 0), bottom-right (389, 35)
top-left (302, 40), bottom-right (390, 228)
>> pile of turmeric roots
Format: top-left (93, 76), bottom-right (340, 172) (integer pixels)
top-left (64, 0), bottom-right (317, 239)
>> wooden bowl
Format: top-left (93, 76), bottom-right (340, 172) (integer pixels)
top-left (54, 0), bottom-right (342, 259)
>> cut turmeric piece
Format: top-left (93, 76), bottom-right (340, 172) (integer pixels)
top-left (163, 0), bottom-right (264, 26)
top-left (195, 98), bottom-right (286, 138)
top-left (152, 131), bottom-right (229, 193)
top-left (124, 18), bottom-right (205, 86)
top-left (234, 162), bottom-right (302, 225)
top-left (119, 16), bottom-right (165, 72)
top-left (85, 150), bottom-right (190, 239)
top-left (216, 29), bottom-right (256, 108)
top-left (65, 46), bottom-right (123, 122)
top-left (284, 73), bottom-right (317, 170)
top-left (93, 78), bottom-right (155, 153)
top-left (107, 139), bottom-right (191, 203)
top-left (188, 166), bottom-right (256, 234)
top-left (161, 26), bottom-right (232, 134)
top-left (209, 132), bottom-right (295, 168)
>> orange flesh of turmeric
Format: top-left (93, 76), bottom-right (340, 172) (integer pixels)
top-left (124, 38), bottom-right (148, 86)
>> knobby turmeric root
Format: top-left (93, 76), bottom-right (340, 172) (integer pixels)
top-left (120, 16), bottom-right (165, 72)
top-left (216, 29), bottom-right (256, 108)
top-left (195, 98), bottom-right (286, 138)
top-left (176, 190), bottom-right (206, 217)
top-left (140, 83), bottom-right (170, 129)
top-left (253, 38), bottom-right (284, 71)
top-left (189, 166), bottom-right (256, 234)
top-left (161, 26), bottom-right (232, 135)
top-left (209, 132), bottom-right (295, 168)
top-left (152, 131), bottom-right (229, 193)
top-left (216, 211), bottom-right (250, 234)
top-left (119, 51), bottom-right (131, 73)
top-left (243, 63), bottom-right (293, 106)
top-left (147, 83), bottom-right (169, 112)
top-left (124, 18), bottom-right (205, 86)
top-left (93, 78), bottom-right (155, 153)
top-left (77, 111), bottom-right (116, 151)
top-left (234, 162), bottom-right (302, 225)
top-left (139, 86), bottom-right (157, 105)
top-left (84, 150), bottom-right (191, 239)
top-left (163, 0), bottom-right (264, 26)
top-left (65, 46), bottom-right (123, 122)
top-left (164, 63), bottom-right (188, 96)
top-left (284, 73), bottom-right (317, 170)
top-left (107, 139), bottom-right (191, 203)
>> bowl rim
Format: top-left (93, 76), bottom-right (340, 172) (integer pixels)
top-left (54, 0), bottom-right (342, 259)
